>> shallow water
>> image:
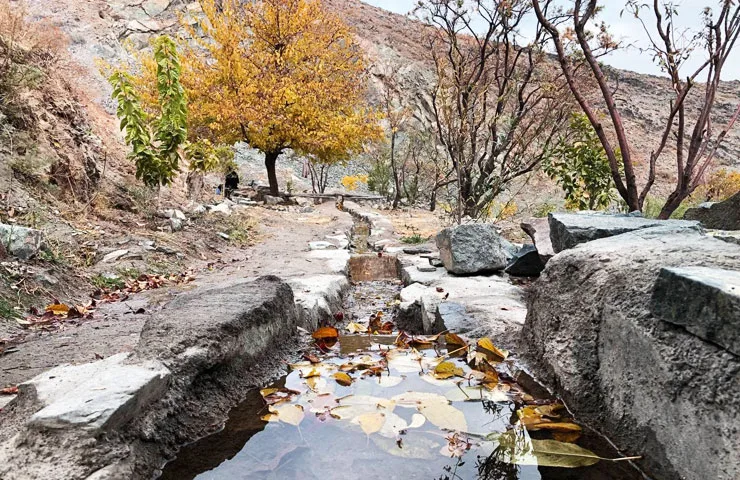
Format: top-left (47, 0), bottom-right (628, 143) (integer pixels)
top-left (160, 282), bottom-right (647, 480)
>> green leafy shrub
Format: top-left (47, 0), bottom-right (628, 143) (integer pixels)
top-left (545, 113), bottom-right (617, 211)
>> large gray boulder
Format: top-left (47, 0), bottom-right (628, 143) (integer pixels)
top-left (0, 223), bottom-right (44, 260)
top-left (548, 212), bottom-right (700, 253)
top-left (684, 191), bottom-right (740, 230)
top-left (436, 223), bottom-right (514, 274)
top-left (523, 226), bottom-right (740, 480)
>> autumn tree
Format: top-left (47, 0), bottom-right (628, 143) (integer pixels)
top-left (415, 0), bottom-right (573, 221)
top-left (533, 0), bottom-right (740, 218)
top-left (180, 0), bottom-right (381, 196)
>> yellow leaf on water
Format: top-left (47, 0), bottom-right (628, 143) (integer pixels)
top-left (355, 412), bottom-right (385, 435)
top-left (333, 372), bottom-right (354, 386)
top-left (526, 422), bottom-right (582, 433)
top-left (418, 403), bottom-right (468, 432)
top-left (434, 361), bottom-right (464, 379)
top-left (477, 338), bottom-right (509, 362)
top-left (264, 404), bottom-right (304, 426)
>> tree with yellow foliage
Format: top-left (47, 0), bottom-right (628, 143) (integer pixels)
top-left (176, 0), bottom-right (381, 196)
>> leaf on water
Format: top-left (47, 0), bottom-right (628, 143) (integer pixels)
top-left (418, 403), bottom-right (468, 432)
top-left (420, 374), bottom-right (457, 387)
top-left (354, 412), bottom-right (386, 435)
top-left (372, 432), bottom-right (442, 460)
top-left (476, 338), bottom-right (509, 362)
top-left (333, 372), bottom-right (354, 386)
top-left (491, 430), bottom-right (603, 468)
top-left (261, 404), bottom-right (304, 426)
top-left (260, 387), bottom-right (300, 406)
top-left (534, 403), bottom-right (566, 418)
top-left (331, 394), bottom-right (395, 420)
top-left (312, 326), bottom-right (339, 341)
top-left (444, 332), bottom-right (468, 352)
top-left (392, 391), bottom-right (449, 408)
top-left (346, 322), bottom-right (368, 334)
top-left (376, 375), bottom-right (404, 388)
top-left (553, 431), bottom-right (583, 443)
top-left (526, 422), bottom-right (582, 433)
top-left (444, 386), bottom-right (509, 403)
top-left (408, 413), bottom-right (426, 429)
top-left (306, 376), bottom-right (334, 394)
top-left (434, 361), bottom-right (465, 379)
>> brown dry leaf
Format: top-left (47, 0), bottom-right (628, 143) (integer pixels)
top-left (303, 353), bottom-right (321, 364)
top-left (477, 338), bottom-right (509, 362)
top-left (534, 404), bottom-right (566, 419)
top-left (312, 326), bottom-right (339, 341)
top-left (333, 372), bottom-right (354, 387)
top-left (260, 387), bottom-right (300, 406)
top-left (434, 361), bottom-right (464, 380)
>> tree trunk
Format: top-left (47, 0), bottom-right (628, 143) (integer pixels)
top-left (429, 188), bottom-right (437, 212)
top-left (265, 150), bottom-right (281, 196)
top-left (658, 189), bottom-right (688, 220)
top-left (390, 134), bottom-right (402, 209)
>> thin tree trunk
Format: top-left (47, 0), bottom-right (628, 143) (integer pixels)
top-left (265, 150), bottom-right (281, 196)
top-left (430, 188), bottom-right (437, 212)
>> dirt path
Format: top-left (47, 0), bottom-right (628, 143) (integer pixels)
top-left (0, 202), bottom-right (352, 390)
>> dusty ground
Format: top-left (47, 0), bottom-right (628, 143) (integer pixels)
top-left (0, 202), bottom-right (353, 390)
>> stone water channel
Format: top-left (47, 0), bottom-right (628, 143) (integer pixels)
top-left (158, 217), bottom-right (647, 480)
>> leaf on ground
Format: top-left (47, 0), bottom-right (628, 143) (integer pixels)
top-left (312, 326), bottom-right (339, 341)
top-left (0, 386), bottom-right (19, 395)
top-left (333, 372), bottom-right (354, 386)
top-left (434, 361), bottom-right (465, 379)
top-left (45, 304), bottom-right (70, 316)
top-left (346, 322), bottom-right (368, 334)
top-left (354, 412), bottom-right (386, 435)
top-left (418, 403), bottom-right (468, 432)
top-left (476, 338), bottom-right (509, 362)
top-left (261, 404), bottom-right (304, 426)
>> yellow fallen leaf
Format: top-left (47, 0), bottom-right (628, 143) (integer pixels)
top-left (418, 403), bottom-right (468, 432)
top-left (526, 422), bottom-right (582, 433)
top-left (356, 412), bottom-right (386, 435)
top-left (333, 372), bottom-right (354, 386)
top-left (477, 337), bottom-right (509, 362)
top-left (45, 304), bottom-right (70, 316)
top-left (434, 361), bottom-right (464, 379)
top-left (262, 404), bottom-right (304, 426)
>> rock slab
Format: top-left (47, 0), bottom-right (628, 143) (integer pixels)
top-left (22, 353), bottom-right (169, 431)
top-left (520, 218), bottom-right (554, 263)
top-left (651, 266), bottom-right (740, 356)
top-left (0, 223), bottom-right (44, 260)
top-left (684, 191), bottom-right (740, 230)
top-left (436, 223), bottom-right (513, 274)
top-left (523, 226), bottom-right (740, 480)
top-left (548, 212), bottom-right (700, 253)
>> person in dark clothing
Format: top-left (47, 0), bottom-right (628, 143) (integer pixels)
top-left (224, 169), bottom-right (239, 199)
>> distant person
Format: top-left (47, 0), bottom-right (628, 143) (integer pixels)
top-left (225, 169), bottom-right (239, 199)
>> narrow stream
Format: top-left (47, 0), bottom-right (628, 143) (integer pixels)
top-left (159, 278), bottom-right (647, 480)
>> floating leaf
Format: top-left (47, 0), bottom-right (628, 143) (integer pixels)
top-left (444, 386), bottom-right (509, 403)
top-left (392, 391), bottom-right (448, 408)
top-left (333, 372), bottom-right (354, 386)
top-left (477, 338), bottom-right (509, 362)
top-left (260, 387), bottom-right (300, 406)
top-left (434, 361), bottom-right (465, 379)
top-left (418, 403), bottom-right (468, 432)
top-left (376, 375), bottom-right (404, 388)
top-left (346, 322), bottom-right (368, 334)
top-left (444, 333), bottom-right (468, 355)
top-left (354, 412), bottom-right (386, 435)
top-left (261, 404), bottom-right (304, 426)
top-left (408, 413), bottom-right (426, 429)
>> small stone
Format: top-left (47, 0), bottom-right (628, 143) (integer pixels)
top-left (170, 217), bottom-right (183, 232)
top-left (403, 247), bottom-right (432, 255)
top-left (505, 244), bottom-right (545, 277)
top-left (309, 241), bottom-right (338, 251)
top-left (264, 195), bottom-right (282, 206)
top-left (0, 223), bottom-right (44, 260)
top-left (209, 203), bottom-right (231, 215)
top-left (217, 232), bottom-right (230, 240)
top-left (417, 265), bottom-right (437, 273)
top-left (102, 249), bottom-right (129, 263)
